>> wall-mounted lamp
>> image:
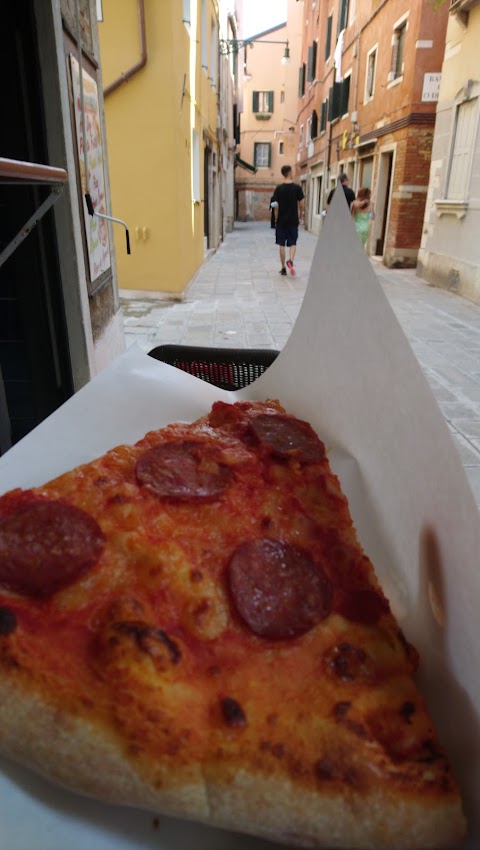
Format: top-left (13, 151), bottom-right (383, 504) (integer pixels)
top-left (220, 38), bottom-right (291, 65)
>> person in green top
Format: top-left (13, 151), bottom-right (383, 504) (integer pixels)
top-left (351, 187), bottom-right (374, 249)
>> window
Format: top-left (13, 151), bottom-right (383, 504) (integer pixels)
top-left (182, 0), bottom-right (190, 25)
top-left (254, 142), bottom-right (271, 168)
top-left (365, 47), bottom-right (377, 102)
top-left (280, 91), bottom-right (285, 104)
top-left (307, 41), bottom-right (317, 82)
top-left (328, 75), bottom-right (350, 121)
top-left (325, 15), bottom-right (332, 59)
top-left (298, 63), bottom-right (306, 96)
top-left (391, 20), bottom-right (406, 80)
top-left (447, 97), bottom-right (478, 199)
top-left (320, 99), bottom-right (328, 132)
top-left (201, 0), bottom-right (207, 69)
top-left (338, 0), bottom-right (349, 33)
top-left (279, 141), bottom-right (284, 155)
top-left (311, 109), bottom-right (318, 139)
top-left (210, 17), bottom-right (217, 86)
top-left (192, 129), bottom-right (200, 202)
top-left (252, 91), bottom-right (274, 113)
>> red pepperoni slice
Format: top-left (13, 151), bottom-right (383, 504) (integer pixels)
top-left (0, 500), bottom-right (104, 598)
top-left (249, 414), bottom-right (325, 463)
top-left (136, 440), bottom-right (233, 501)
top-left (227, 538), bottom-right (333, 639)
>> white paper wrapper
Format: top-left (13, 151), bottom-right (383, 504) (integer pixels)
top-left (0, 190), bottom-right (478, 849)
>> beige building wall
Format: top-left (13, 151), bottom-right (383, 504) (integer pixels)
top-left (418, 4), bottom-right (480, 303)
top-left (236, 8), bottom-right (303, 221)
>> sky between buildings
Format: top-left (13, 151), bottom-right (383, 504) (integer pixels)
top-left (242, 0), bottom-right (287, 38)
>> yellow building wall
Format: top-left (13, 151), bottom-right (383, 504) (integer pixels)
top-left (99, 0), bottom-right (219, 293)
top-left (439, 6), bottom-right (480, 100)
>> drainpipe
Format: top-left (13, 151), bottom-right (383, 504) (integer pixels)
top-left (104, 0), bottom-right (147, 97)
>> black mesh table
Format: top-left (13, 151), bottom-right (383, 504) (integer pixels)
top-left (148, 345), bottom-right (279, 391)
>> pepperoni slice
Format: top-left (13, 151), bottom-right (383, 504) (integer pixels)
top-left (227, 538), bottom-right (333, 639)
top-left (0, 500), bottom-right (104, 598)
top-left (249, 414), bottom-right (325, 463)
top-left (136, 440), bottom-right (232, 501)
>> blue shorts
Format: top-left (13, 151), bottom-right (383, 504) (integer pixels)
top-left (275, 227), bottom-right (298, 247)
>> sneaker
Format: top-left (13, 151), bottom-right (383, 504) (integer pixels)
top-left (286, 260), bottom-right (295, 276)
top-left (279, 267), bottom-right (287, 276)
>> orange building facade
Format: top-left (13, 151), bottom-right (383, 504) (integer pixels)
top-left (296, 0), bottom-right (449, 267)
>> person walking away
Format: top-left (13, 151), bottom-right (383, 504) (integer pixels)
top-left (326, 173), bottom-right (355, 212)
top-left (271, 165), bottom-right (304, 276)
top-left (351, 187), bottom-right (374, 249)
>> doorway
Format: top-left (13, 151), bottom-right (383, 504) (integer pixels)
top-left (373, 150), bottom-right (394, 257)
top-left (0, 2), bottom-right (73, 452)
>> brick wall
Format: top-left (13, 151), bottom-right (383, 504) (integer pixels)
top-left (385, 125), bottom-right (434, 267)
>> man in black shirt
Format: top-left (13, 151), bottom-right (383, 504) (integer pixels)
top-left (326, 173), bottom-right (355, 211)
top-left (271, 165), bottom-right (304, 276)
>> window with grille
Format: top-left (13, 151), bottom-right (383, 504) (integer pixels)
top-left (391, 21), bottom-right (406, 80)
top-left (320, 99), bottom-right (328, 132)
top-left (365, 47), bottom-right (377, 102)
top-left (325, 15), bottom-right (332, 59)
top-left (307, 42), bottom-right (317, 82)
top-left (254, 142), bottom-right (271, 168)
top-left (298, 64), bottom-right (306, 96)
top-left (447, 97), bottom-right (478, 200)
top-left (252, 91), bottom-right (274, 113)
top-left (338, 0), bottom-right (349, 33)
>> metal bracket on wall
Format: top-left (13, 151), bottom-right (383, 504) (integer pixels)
top-left (0, 157), bottom-right (68, 270)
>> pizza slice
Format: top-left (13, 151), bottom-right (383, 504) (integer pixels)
top-left (0, 400), bottom-right (466, 849)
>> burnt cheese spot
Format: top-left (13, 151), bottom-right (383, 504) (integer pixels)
top-left (333, 701), bottom-right (351, 719)
top-left (0, 606), bottom-right (16, 635)
top-left (221, 696), bottom-right (247, 728)
top-left (400, 700), bottom-right (416, 723)
top-left (113, 621), bottom-right (181, 664)
top-left (323, 642), bottom-right (375, 681)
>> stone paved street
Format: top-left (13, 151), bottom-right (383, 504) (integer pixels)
top-left (121, 221), bottom-right (480, 507)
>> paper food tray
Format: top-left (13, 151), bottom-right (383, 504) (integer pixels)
top-left (0, 190), bottom-right (478, 850)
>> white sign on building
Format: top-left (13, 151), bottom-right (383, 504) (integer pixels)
top-left (422, 73), bottom-right (442, 102)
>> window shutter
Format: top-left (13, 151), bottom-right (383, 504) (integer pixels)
top-left (338, 0), bottom-right (349, 33)
top-left (340, 77), bottom-right (350, 116)
top-left (268, 91), bottom-right (274, 113)
top-left (267, 143), bottom-right (272, 167)
top-left (252, 91), bottom-right (259, 113)
top-left (298, 64), bottom-right (306, 96)
top-left (307, 42), bottom-right (317, 82)
top-left (311, 109), bottom-right (318, 139)
top-left (325, 15), bottom-right (332, 59)
top-left (328, 83), bottom-right (342, 121)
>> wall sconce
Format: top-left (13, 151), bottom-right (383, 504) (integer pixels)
top-left (220, 38), bottom-right (291, 65)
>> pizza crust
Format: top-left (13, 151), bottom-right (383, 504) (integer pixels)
top-left (0, 678), bottom-right (465, 849)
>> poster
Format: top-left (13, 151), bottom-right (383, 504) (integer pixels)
top-left (70, 54), bottom-right (111, 283)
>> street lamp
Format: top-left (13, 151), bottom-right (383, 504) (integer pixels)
top-left (219, 38), bottom-right (291, 65)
